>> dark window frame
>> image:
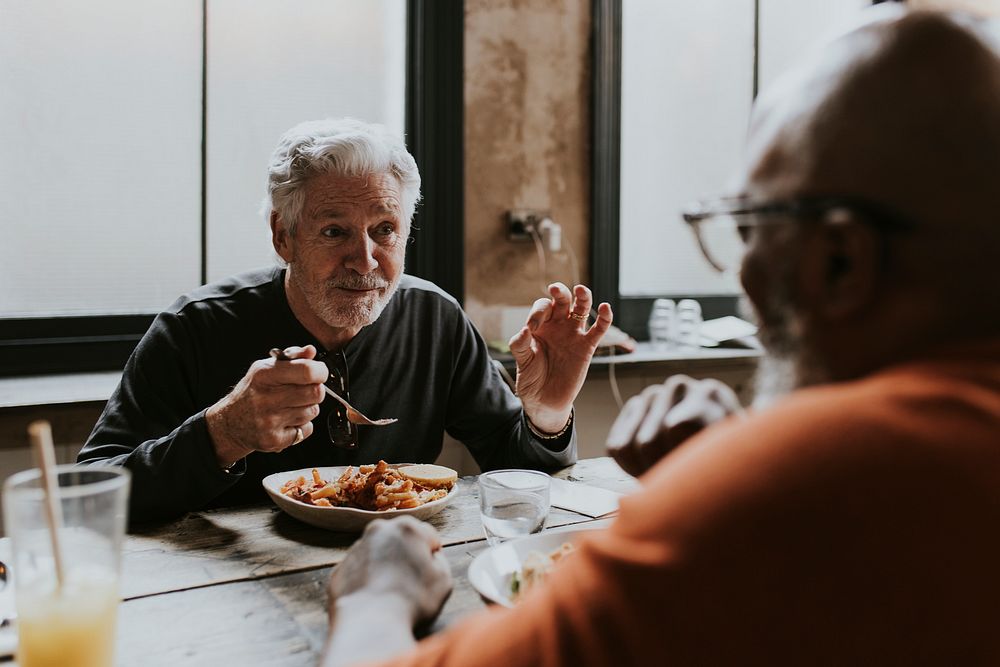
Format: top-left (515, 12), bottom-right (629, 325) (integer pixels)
top-left (405, 0), bottom-right (465, 303)
top-left (0, 0), bottom-right (464, 377)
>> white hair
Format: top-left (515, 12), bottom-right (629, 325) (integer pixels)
top-left (262, 117), bottom-right (421, 235)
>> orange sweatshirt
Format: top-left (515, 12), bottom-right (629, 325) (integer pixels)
top-left (378, 339), bottom-right (1000, 666)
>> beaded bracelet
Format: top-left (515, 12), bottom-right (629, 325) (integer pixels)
top-left (526, 408), bottom-right (575, 440)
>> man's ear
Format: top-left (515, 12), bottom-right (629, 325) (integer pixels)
top-left (800, 212), bottom-right (881, 321)
top-left (271, 211), bottom-right (294, 263)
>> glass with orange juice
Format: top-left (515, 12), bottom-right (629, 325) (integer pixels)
top-left (3, 466), bottom-right (130, 667)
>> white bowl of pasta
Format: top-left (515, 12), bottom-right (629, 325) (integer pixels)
top-left (262, 461), bottom-right (459, 532)
top-left (467, 525), bottom-right (606, 607)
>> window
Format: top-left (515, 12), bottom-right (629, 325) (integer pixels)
top-left (206, 0), bottom-right (407, 282)
top-left (592, 0), bottom-right (871, 338)
top-left (0, 0), bottom-right (204, 318)
top-left (0, 0), bottom-right (463, 376)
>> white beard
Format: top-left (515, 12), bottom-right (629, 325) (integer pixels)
top-left (740, 293), bottom-right (827, 410)
top-left (292, 269), bottom-right (401, 331)
top-left (751, 353), bottom-right (801, 409)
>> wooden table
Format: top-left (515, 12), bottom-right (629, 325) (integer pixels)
top-left (73, 458), bottom-right (634, 666)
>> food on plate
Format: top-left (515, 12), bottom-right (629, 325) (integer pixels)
top-left (279, 460), bottom-right (455, 511)
top-left (397, 463), bottom-right (459, 489)
top-left (509, 542), bottom-right (576, 602)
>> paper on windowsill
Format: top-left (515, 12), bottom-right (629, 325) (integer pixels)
top-left (698, 316), bottom-right (758, 347)
top-left (549, 478), bottom-right (622, 518)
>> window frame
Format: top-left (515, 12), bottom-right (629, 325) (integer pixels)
top-left (404, 0), bottom-right (465, 304)
top-left (0, 0), bottom-right (464, 377)
top-left (590, 0), bottom-right (746, 341)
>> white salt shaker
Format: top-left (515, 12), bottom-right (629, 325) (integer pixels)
top-left (675, 299), bottom-right (702, 350)
top-left (648, 298), bottom-right (676, 350)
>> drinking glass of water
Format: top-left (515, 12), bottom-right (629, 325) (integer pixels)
top-left (478, 469), bottom-right (550, 546)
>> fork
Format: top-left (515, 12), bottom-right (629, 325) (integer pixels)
top-left (321, 384), bottom-right (398, 426)
top-left (268, 348), bottom-right (398, 427)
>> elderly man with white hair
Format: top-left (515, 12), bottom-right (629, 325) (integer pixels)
top-left (78, 118), bottom-right (612, 521)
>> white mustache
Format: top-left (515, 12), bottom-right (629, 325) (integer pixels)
top-left (328, 275), bottom-right (390, 290)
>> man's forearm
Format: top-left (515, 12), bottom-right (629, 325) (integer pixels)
top-left (321, 593), bottom-right (416, 667)
top-left (79, 411), bottom-right (241, 521)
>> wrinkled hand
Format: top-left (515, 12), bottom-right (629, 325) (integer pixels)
top-left (509, 283), bottom-right (613, 433)
top-left (607, 375), bottom-right (744, 477)
top-left (205, 345), bottom-right (328, 467)
top-left (329, 516), bottom-right (452, 627)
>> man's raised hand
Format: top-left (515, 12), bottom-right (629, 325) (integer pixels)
top-left (509, 283), bottom-right (613, 434)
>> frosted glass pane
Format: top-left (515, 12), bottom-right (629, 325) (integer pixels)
top-left (0, 1), bottom-right (202, 317)
top-left (619, 0), bottom-right (754, 296)
top-left (206, 0), bottom-right (407, 282)
top-left (759, 0), bottom-right (870, 92)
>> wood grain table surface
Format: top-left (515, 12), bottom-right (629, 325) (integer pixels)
top-left (2, 457), bottom-right (637, 666)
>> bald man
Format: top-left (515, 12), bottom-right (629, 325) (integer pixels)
top-left (319, 7), bottom-right (1000, 666)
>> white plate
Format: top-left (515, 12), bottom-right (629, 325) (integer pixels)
top-left (467, 526), bottom-right (605, 607)
top-left (262, 465), bottom-right (458, 532)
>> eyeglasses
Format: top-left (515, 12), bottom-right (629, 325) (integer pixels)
top-left (681, 195), bottom-right (918, 274)
top-left (315, 349), bottom-right (358, 450)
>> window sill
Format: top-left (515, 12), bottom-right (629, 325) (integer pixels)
top-left (588, 342), bottom-right (761, 366)
top-left (0, 371), bottom-right (122, 410)
top-left (0, 372), bottom-right (121, 450)
top-left (492, 342), bottom-right (760, 374)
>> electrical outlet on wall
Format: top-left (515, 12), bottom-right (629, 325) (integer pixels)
top-left (506, 209), bottom-right (549, 241)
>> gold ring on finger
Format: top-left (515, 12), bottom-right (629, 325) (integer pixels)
top-left (293, 426), bottom-right (304, 444)
top-left (569, 312), bottom-right (587, 322)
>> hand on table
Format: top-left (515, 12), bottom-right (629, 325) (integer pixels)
top-left (509, 283), bottom-right (614, 433)
top-left (205, 344), bottom-right (328, 468)
top-left (329, 516), bottom-right (453, 625)
top-left (606, 375), bottom-right (744, 477)
top-left (322, 517), bottom-right (452, 667)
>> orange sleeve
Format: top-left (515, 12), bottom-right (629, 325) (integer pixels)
top-left (371, 354), bottom-right (1000, 666)
top-left (369, 405), bottom-right (821, 667)
top-left (371, 492), bottom-right (694, 667)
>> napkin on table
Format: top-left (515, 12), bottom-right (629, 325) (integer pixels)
top-left (549, 478), bottom-right (622, 518)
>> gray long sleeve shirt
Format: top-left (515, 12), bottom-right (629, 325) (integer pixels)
top-left (78, 268), bottom-right (575, 521)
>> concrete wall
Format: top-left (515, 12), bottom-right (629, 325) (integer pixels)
top-left (463, 0), bottom-right (592, 341)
